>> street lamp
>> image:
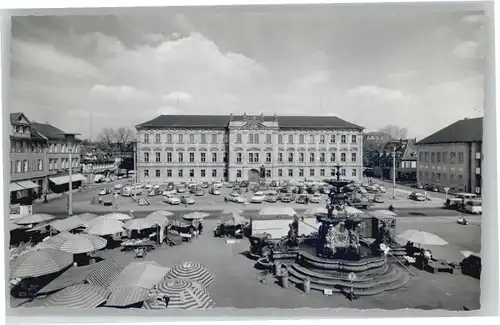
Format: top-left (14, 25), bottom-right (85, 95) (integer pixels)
top-left (131, 140), bottom-right (138, 202)
top-left (392, 146), bottom-right (396, 199)
top-left (61, 133), bottom-right (80, 216)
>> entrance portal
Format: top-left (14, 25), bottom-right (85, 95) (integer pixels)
top-left (248, 169), bottom-right (260, 183)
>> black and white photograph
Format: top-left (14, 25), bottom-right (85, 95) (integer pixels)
top-left (5, 2), bottom-right (487, 312)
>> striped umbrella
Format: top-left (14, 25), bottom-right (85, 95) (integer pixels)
top-left (124, 218), bottom-right (155, 231)
top-left (165, 262), bottom-right (215, 287)
top-left (78, 213), bottom-right (99, 223)
top-left (40, 284), bottom-right (109, 308)
top-left (35, 232), bottom-right (74, 249)
top-left (10, 248), bottom-right (73, 278)
top-left (145, 211), bottom-right (172, 226)
top-left (145, 279), bottom-right (215, 310)
top-left (85, 218), bottom-right (124, 236)
top-left (102, 213), bottom-right (132, 221)
top-left (15, 213), bottom-right (56, 225)
top-left (182, 211), bottom-right (209, 220)
top-left (106, 286), bottom-right (150, 307)
top-left (50, 233), bottom-right (107, 254)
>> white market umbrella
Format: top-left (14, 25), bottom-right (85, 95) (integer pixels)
top-left (15, 214), bottom-right (56, 225)
top-left (222, 213), bottom-right (247, 226)
top-left (144, 279), bottom-right (215, 310)
top-left (85, 218), bottom-right (124, 236)
top-left (145, 211), bottom-right (172, 226)
top-left (303, 207), bottom-right (327, 216)
top-left (124, 218), bottom-right (155, 231)
top-left (182, 211), bottom-right (209, 220)
top-left (372, 210), bottom-right (397, 218)
top-left (49, 233), bottom-right (107, 254)
top-left (397, 230), bottom-right (448, 246)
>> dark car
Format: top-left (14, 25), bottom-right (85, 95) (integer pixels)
top-left (296, 195), bottom-right (307, 204)
top-left (240, 181), bottom-right (249, 188)
top-left (166, 183), bottom-right (175, 191)
top-left (201, 182), bottom-right (209, 188)
top-left (425, 185), bottom-right (439, 192)
top-left (270, 181), bottom-right (278, 188)
top-left (195, 188), bottom-right (205, 196)
top-left (411, 183), bottom-right (424, 189)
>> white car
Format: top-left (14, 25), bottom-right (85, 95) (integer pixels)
top-left (309, 193), bottom-right (322, 203)
top-left (376, 185), bottom-right (386, 193)
top-left (162, 190), bottom-right (176, 196)
top-left (213, 181), bottom-right (223, 188)
top-left (98, 188), bottom-right (109, 196)
top-left (177, 187), bottom-right (187, 193)
top-left (209, 188), bottom-right (221, 195)
top-left (251, 191), bottom-right (266, 203)
top-left (164, 194), bottom-right (181, 205)
top-left (114, 183), bottom-right (123, 190)
top-left (226, 192), bottom-right (245, 203)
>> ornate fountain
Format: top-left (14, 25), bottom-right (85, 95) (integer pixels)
top-left (264, 165), bottom-right (410, 297)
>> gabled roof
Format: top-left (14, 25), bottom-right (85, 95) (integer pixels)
top-left (417, 117), bottom-right (483, 145)
top-left (136, 114), bottom-right (363, 130)
top-left (401, 139), bottom-right (418, 161)
top-left (32, 122), bottom-right (83, 142)
top-left (10, 113), bottom-right (23, 123)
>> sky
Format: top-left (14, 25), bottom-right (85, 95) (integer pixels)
top-left (9, 4), bottom-right (486, 140)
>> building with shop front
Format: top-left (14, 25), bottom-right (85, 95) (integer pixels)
top-left (9, 113), bottom-right (48, 204)
top-left (9, 112), bottom-right (85, 205)
top-left (135, 114), bottom-right (364, 183)
top-left (416, 117), bottom-right (482, 194)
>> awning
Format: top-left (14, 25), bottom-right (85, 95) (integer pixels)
top-left (16, 180), bottom-right (40, 190)
top-left (10, 183), bottom-right (24, 192)
top-left (49, 174), bottom-right (86, 185)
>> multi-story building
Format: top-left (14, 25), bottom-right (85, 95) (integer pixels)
top-left (81, 151), bottom-right (118, 183)
top-left (135, 114), bottom-right (364, 183)
top-left (8, 112), bottom-right (85, 205)
top-left (30, 122), bottom-right (85, 193)
top-left (9, 113), bottom-right (48, 203)
top-left (416, 117), bottom-right (482, 194)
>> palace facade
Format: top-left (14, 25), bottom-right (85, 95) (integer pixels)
top-left (135, 114), bottom-right (364, 183)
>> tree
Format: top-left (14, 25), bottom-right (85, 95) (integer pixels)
top-left (378, 125), bottom-right (408, 140)
top-left (98, 128), bottom-right (117, 145)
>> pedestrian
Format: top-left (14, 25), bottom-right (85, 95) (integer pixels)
top-left (305, 196), bottom-right (309, 205)
top-left (198, 221), bottom-right (203, 235)
top-left (44, 194), bottom-right (48, 203)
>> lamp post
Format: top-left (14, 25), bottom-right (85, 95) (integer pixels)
top-left (61, 133), bottom-right (80, 216)
top-left (392, 146), bottom-right (396, 199)
top-left (132, 141), bottom-right (138, 202)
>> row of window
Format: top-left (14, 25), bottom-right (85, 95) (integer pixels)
top-left (418, 151), bottom-right (464, 165)
top-left (144, 169), bottom-right (220, 178)
top-left (419, 171), bottom-right (465, 184)
top-left (11, 159), bottom-right (43, 173)
top-left (13, 125), bottom-right (30, 135)
top-left (236, 133), bottom-right (358, 145)
top-left (142, 132), bottom-right (359, 145)
top-left (143, 168), bottom-right (358, 179)
top-left (235, 152), bottom-right (357, 163)
top-left (144, 133), bottom-right (221, 144)
top-left (48, 158), bottom-right (79, 171)
top-left (144, 152), bottom-right (227, 163)
top-left (10, 140), bottom-right (79, 154)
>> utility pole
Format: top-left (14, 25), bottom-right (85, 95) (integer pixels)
top-left (392, 146), bottom-right (396, 199)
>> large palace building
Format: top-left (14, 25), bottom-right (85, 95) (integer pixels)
top-left (135, 114), bottom-right (364, 183)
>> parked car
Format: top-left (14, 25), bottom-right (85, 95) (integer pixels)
top-left (177, 186), bottom-right (187, 193)
top-left (226, 192), bottom-right (245, 203)
top-left (408, 192), bottom-right (426, 201)
top-left (180, 195), bottom-right (195, 205)
top-left (425, 185), bottom-right (439, 192)
top-left (164, 194), bottom-right (181, 205)
top-left (251, 191), bottom-right (266, 203)
top-left (464, 200), bottom-right (482, 214)
top-left (148, 190), bottom-right (157, 197)
top-left (226, 182), bottom-right (234, 188)
top-left (195, 188), bottom-right (205, 196)
top-left (280, 193), bottom-right (294, 203)
top-left (265, 192), bottom-right (278, 203)
top-left (201, 182), bottom-right (209, 188)
top-left (114, 183), bottom-right (123, 190)
top-left (240, 181), bottom-right (249, 188)
top-left (296, 195), bottom-right (307, 204)
top-left (166, 183), bottom-right (175, 191)
top-left (309, 193), bottom-right (322, 203)
top-left (376, 185), bottom-right (386, 193)
top-left (347, 197), bottom-right (371, 209)
top-left (443, 197), bottom-right (463, 210)
top-left (209, 187), bottom-right (221, 195)
top-left (98, 188), bottom-right (111, 196)
top-left (213, 181), bottom-right (223, 188)
top-left (411, 183), bottom-right (424, 189)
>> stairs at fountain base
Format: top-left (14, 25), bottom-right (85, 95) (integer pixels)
top-left (287, 263), bottom-right (410, 296)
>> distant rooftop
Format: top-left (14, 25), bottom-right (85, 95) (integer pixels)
top-left (417, 117), bottom-right (483, 145)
